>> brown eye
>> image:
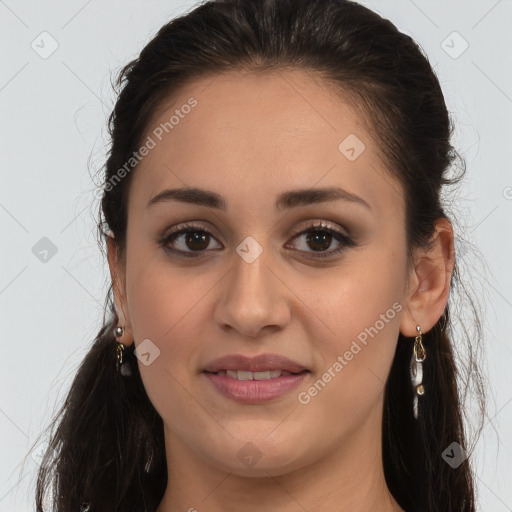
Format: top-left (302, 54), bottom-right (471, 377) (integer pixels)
top-left (181, 230), bottom-right (210, 251)
top-left (287, 222), bottom-right (356, 259)
top-left (159, 223), bottom-right (222, 257)
top-left (304, 231), bottom-right (335, 252)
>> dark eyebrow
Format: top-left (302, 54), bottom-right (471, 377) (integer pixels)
top-left (145, 186), bottom-right (372, 212)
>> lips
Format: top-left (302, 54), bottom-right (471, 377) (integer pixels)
top-left (202, 353), bottom-right (308, 374)
top-left (202, 354), bottom-right (310, 404)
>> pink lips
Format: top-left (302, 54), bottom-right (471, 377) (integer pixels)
top-left (202, 353), bottom-right (310, 404)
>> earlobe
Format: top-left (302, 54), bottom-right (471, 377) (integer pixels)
top-left (399, 218), bottom-right (455, 337)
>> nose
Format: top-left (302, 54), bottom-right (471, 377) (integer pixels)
top-left (213, 244), bottom-right (291, 339)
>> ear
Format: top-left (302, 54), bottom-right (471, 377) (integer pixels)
top-left (107, 234), bottom-right (134, 346)
top-left (399, 217), bottom-right (455, 337)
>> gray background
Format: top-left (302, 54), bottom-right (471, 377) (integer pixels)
top-left (1, 0), bottom-right (511, 510)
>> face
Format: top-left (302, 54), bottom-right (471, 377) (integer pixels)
top-left (114, 69), bottom-right (413, 476)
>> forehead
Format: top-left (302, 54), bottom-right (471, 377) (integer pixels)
top-left (129, 69), bottom-right (403, 218)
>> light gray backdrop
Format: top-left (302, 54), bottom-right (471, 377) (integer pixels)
top-left (1, 0), bottom-right (511, 510)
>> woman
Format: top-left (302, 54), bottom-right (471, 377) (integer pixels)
top-left (34, 0), bottom-right (487, 511)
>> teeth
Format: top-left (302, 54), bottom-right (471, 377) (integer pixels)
top-left (215, 369), bottom-right (297, 380)
top-left (237, 370), bottom-right (253, 381)
top-left (254, 371), bottom-right (271, 380)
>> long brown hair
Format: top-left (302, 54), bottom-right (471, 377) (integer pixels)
top-left (31, 0), bottom-right (487, 510)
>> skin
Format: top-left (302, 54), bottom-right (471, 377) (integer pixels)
top-left (107, 69), bottom-right (455, 512)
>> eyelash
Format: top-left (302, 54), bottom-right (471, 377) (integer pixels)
top-left (158, 221), bottom-right (356, 260)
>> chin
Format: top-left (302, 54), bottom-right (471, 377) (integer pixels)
top-left (201, 435), bottom-right (311, 477)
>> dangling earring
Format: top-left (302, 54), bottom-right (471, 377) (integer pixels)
top-left (114, 325), bottom-right (132, 377)
top-left (409, 324), bottom-right (426, 420)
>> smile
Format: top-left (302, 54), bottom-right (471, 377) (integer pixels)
top-left (210, 369), bottom-right (298, 380)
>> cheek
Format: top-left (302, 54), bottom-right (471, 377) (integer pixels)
top-left (299, 298), bottom-right (402, 437)
top-left (126, 263), bottom-right (212, 425)
top-left (126, 252), bottom-right (209, 340)
top-left (305, 257), bottom-right (404, 399)
top-left (125, 258), bottom-right (224, 388)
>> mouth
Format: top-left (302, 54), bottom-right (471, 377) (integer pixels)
top-left (201, 353), bottom-right (310, 404)
top-left (204, 369), bottom-right (308, 380)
